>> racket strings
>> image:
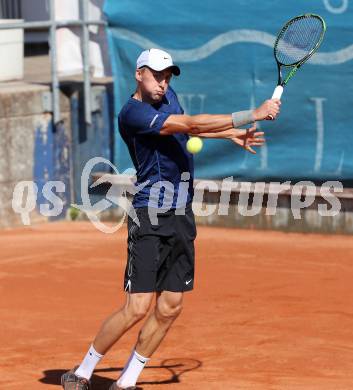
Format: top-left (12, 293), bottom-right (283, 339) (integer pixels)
top-left (275, 16), bottom-right (324, 65)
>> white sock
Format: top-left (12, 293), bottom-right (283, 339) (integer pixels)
top-left (117, 350), bottom-right (150, 388)
top-left (75, 344), bottom-right (103, 380)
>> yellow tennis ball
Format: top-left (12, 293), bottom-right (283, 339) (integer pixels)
top-left (186, 136), bottom-right (203, 154)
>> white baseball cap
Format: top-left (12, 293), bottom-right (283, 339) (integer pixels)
top-left (136, 48), bottom-right (180, 76)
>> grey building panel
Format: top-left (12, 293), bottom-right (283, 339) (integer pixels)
top-left (0, 0), bottom-right (22, 18)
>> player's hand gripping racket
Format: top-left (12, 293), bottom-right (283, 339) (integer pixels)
top-left (269, 13), bottom-right (326, 119)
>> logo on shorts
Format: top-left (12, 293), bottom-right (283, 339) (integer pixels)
top-left (185, 279), bottom-right (193, 285)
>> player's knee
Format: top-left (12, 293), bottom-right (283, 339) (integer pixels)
top-left (125, 295), bottom-right (151, 322)
top-left (126, 305), bottom-right (149, 323)
top-left (157, 301), bottom-right (183, 322)
top-left (132, 307), bottom-right (149, 322)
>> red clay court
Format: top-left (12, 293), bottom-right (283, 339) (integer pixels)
top-left (1, 222), bottom-right (353, 389)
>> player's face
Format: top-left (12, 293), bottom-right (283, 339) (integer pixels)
top-left (137, 67), bottom-right (173, 102)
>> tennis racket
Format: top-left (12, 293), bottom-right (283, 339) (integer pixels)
top-left (269, 14), bottom-right (326, 118)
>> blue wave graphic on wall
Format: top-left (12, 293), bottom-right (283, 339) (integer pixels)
top-left (111, 28), bottom-right (353, 65)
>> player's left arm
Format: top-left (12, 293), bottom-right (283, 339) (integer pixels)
top-left (192, 124), bottom-right (265, 154)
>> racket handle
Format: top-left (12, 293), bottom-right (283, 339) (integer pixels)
top-left (271, 85), bottom-right (284, 100)
top-left (268, 86), bottom-right (284, 120)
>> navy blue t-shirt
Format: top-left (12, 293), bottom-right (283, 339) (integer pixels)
top-left (118, 87), bottom-right (194, 209)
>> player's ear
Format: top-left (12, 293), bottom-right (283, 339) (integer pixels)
top-left (135, 68), bottom-right (144, 82)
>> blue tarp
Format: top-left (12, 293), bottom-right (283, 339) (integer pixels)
top-left (104, 0), bottom-right (353, 184)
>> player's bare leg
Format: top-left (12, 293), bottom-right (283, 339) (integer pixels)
top-left (70, 292), bottom-right (154, 383)
top-left (135, 291), bottom-right (183, 356)
top-left (93, 292), bottom-right (154, 354)
top-left (115, 291), bottom-right (183, 388)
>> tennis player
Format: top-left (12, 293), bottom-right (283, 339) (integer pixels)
top-left (61, 48), bottom-right (280, 390)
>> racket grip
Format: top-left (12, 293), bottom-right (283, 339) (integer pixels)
top-left (268, 86), bottom-right (284, 120)
top-left (271, 85), bottom-right (284, 100)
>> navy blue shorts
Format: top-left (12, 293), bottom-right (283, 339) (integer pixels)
top-left (124, 204), bottom-right (196, 293)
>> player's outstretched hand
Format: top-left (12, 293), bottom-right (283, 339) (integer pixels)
top-left (253, 99), bottom-right (281, 121)
top-left (230, 124), bottom-right (265, 154)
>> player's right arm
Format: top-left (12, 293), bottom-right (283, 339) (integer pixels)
top-left (160, 99), bottom-right (280, 136)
